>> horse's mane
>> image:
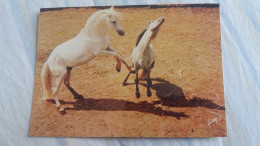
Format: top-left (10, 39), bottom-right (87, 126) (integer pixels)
top-left (135, 29), bottom-right (147, 46)
top-left (100, 9), bottom-right (122, 19)
top-left (85, 9), bottom-right (122, 28)
top-left (135, 27), bottom-right (158, 47)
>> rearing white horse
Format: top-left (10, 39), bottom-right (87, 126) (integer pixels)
top-left (41, 6), bottom-right (131, 113)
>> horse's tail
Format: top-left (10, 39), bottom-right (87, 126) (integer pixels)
top-left (41, 61), bottom-right (52, 101)
top-left (139, 61), bottom-right (155, 80)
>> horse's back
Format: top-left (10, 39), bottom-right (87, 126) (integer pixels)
top-left (47, 35), bottom-right (96, 70)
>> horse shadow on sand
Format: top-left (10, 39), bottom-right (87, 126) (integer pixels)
top-left (48, 78), bottom-right (224, 120)
top-left (49, 98), bottom-right (188, 120)
top-left (138, 78), bottom-right (225, 110)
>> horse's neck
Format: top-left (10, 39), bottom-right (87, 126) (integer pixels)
top-left (81, 14), bottom-right (108, 37)
top-left (138, 30), bottom-right (153, 55)
top-left (81, 24), bottom-right (107, 37)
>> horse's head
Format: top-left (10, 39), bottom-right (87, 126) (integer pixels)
top-left (104, 6), bottom-right (125, 36)
top-left (148, 16), bottom-right (165, 39)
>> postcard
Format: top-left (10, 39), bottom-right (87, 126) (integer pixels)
top-left (30, 4), bottom-right (226, 137)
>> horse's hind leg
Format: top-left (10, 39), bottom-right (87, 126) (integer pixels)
top-left (151, 61), bottom-right (155, 69)
top-left (64, 67), bottom-right (84, 100)
top-left (146, 69), bottom-right (152, 97)
top-left (135, 69), bottom-right (140, 98)
top-left (52, 72), bottom-right (66, 114)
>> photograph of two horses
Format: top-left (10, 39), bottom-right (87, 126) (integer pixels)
top-left (30, 4), bottom-right (227, 137)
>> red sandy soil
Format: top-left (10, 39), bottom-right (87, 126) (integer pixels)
top-left (30, 6), bottom-right (226, 137)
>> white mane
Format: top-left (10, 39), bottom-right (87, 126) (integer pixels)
top-left (84, 8), bottom-right (122, 30)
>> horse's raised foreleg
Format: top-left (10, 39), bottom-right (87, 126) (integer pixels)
top-left (116, 55), bottom-right (131, 71)
top-left (123, 71), bottom-right (132, 86)
top-left (52, 72), bottom-right (66, 114)
top-left (64, 67), bottom-right (84, 100)
top-left (115, 57), bottom-right (121, 72)
top-left (135, 69), bottom-right (140, 98)
top-left (105, 46), bottom-right (132, 71)
top-left (146, 69), bottom-right (152, 97)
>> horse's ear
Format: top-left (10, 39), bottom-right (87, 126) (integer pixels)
top-left (110, 6), bottom-right (114, 11)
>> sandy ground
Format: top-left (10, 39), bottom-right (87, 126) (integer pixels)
top-left (30, 6), bottom-right (226, 137)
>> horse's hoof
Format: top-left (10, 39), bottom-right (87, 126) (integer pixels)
top-left (116, 67), bottom-right (121, 72)
top-left (59, 108), bottom-right (66, 115)
top-left (122, 82), bottom-right (127, 86)
top-left (136, 92), bottom-right (140, 98)
top-left (41, 96), bottom-right (50, 102)
top-left (74, 95), bottom-right (84, 100)
top-left (41, 98), bottom-right (47, 102)
top-left (147, 91), bottom-right (152, 97)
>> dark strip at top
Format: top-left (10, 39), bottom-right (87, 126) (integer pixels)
top-left (40, 4), bottom-right (219, 12)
